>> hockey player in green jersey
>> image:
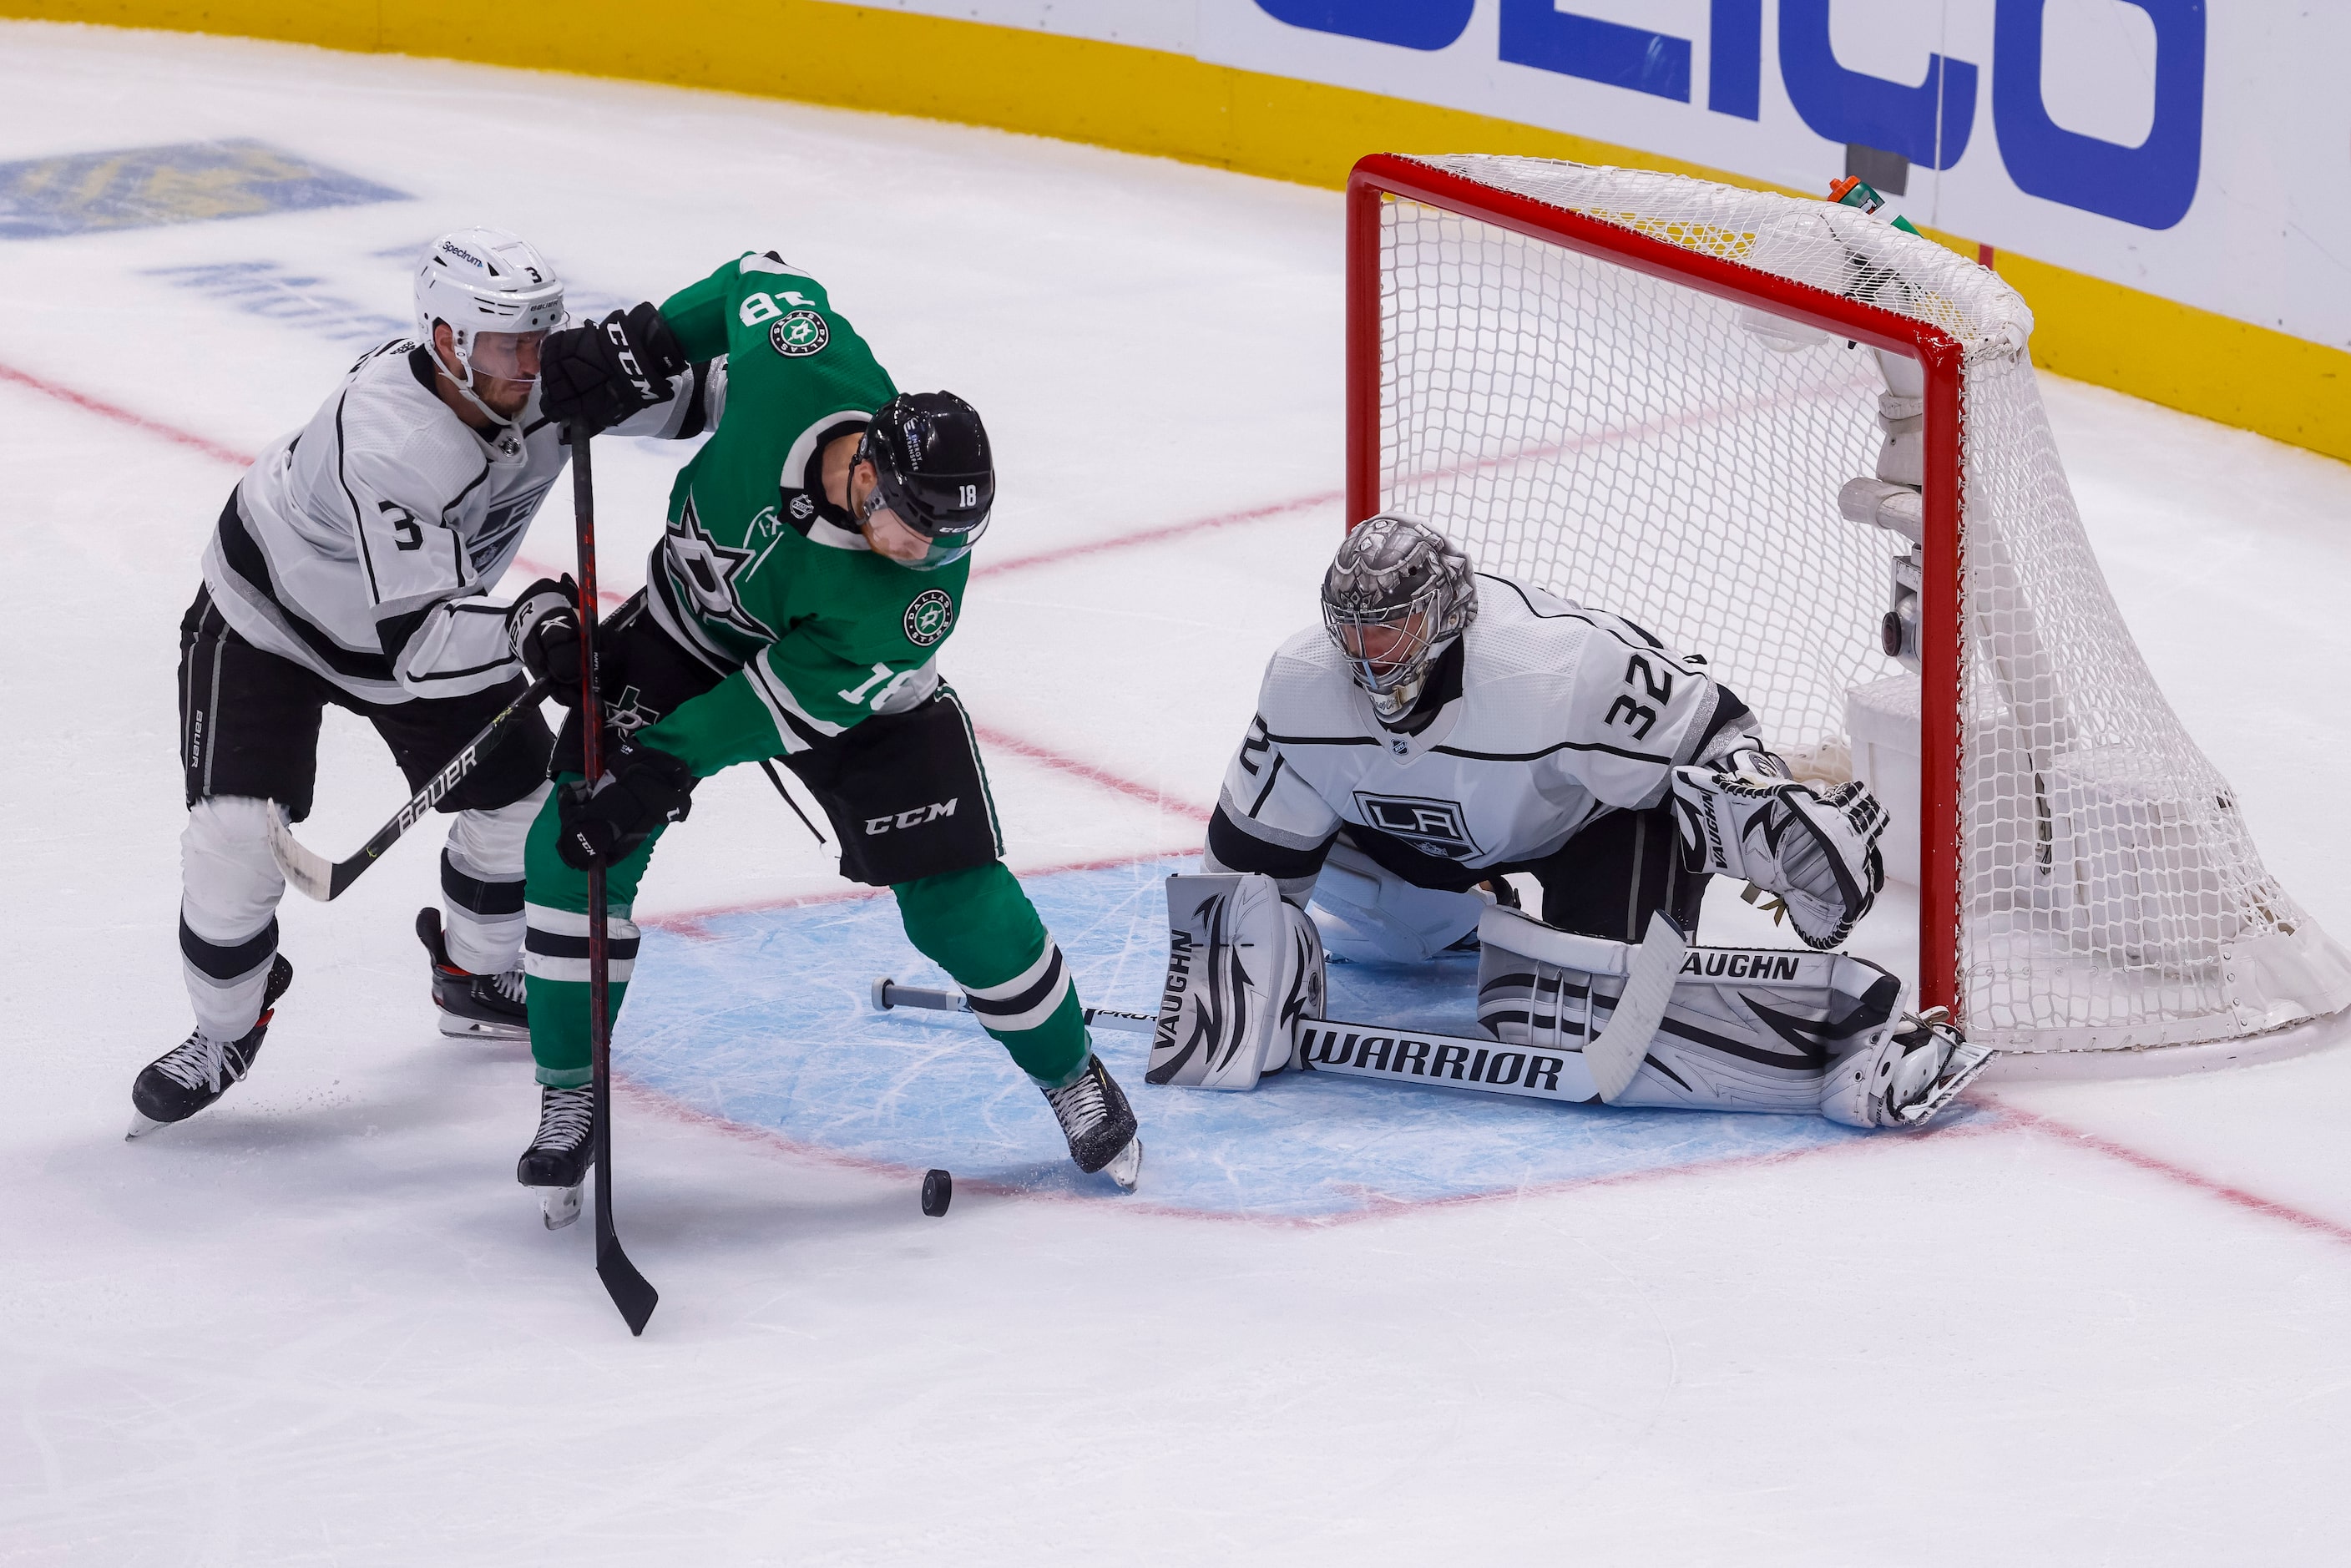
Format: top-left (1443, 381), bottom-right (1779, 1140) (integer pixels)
top-left (503, 252), bottom-right (1141, 1203)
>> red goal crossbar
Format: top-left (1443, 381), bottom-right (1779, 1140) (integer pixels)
top-left (1344, 154), bottom-right (1965, 1018)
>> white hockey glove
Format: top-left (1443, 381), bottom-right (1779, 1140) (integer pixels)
top-left (1670, 751), bottom-right (1887, 950)
top-left (1150, 872), bottom-right (1326, 1090)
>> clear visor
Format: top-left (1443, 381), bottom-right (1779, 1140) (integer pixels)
top-left (861, 501), bottom-right (985, 572)
top-left (463, 328), bottom-right (548, 383)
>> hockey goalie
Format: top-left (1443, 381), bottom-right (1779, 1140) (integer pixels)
top-left (1152, 515), bottom-right (1994, 1129)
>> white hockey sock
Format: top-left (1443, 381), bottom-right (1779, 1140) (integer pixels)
top-left (440, 783), bottom-right (545, 974)
top-left (179, 795), bottom-right (286, 1041)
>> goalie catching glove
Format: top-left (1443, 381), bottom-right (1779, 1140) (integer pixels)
top-left (1670, 751), bottom-right (1887, 950)
top-left (1150, 872), bottom-right (1326, 1090)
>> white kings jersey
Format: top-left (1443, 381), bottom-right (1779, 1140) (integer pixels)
top-left (1207, 574), bottom-right (1762, 888)
top-left (202, 340), bottom-right (722, 706)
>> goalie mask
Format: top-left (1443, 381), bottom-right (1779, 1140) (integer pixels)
top-left (1322, 514), bottom-right (1479, 726)
top-left (413, 228), bottom-right (564, 427)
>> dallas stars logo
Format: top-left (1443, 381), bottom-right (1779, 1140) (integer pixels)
top-left (769, 309), bottom-right (829, 357)
top-left (665, 498), bottom-right (775, 641)
top-left (607, 685), bottom-right (662, 737)
top-left (902, 588), bottom-right (954, 647)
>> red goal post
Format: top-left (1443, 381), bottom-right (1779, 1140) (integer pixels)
top-left (1342, 152), bottom-right (2351, 1063)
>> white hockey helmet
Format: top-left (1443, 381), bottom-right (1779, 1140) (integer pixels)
top-left (413, 228), bottom-right (564, 394)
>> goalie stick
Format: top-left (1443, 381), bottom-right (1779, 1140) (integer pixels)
top-left (1582, 912), bottom-right (1688, 1103)
top-left (871, 979), bottom-right (1603, 1105)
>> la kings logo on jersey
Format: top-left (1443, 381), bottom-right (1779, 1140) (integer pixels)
top-left (902, 589), bottom-right (954, 647)
top-left (1352, 792), bottom-right (1482, 859)
top-left (770, 310), bottom-right (828, 357)
top-left (469, 479), bottom-right (555, 570)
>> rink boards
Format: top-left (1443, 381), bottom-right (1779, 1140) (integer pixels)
top-left (616, 854), bottom-right (1898, 1221)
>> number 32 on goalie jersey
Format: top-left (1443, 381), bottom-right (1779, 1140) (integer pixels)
top-left (1605, 655), bottom-right (1675, 741)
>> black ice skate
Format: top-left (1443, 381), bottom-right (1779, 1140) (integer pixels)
top-left (128, 955), bottom-right (295, 1139)
top-left (1040, 1054), bottom-right (1142, 1191)
top-left (518, 1084), bottom-right (595, 1230)
top-left (417, 908), bottom-right (528, 1041)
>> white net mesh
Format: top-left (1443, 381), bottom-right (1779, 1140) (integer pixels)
top-left (1374, 155), bottom-right (2351, 1054)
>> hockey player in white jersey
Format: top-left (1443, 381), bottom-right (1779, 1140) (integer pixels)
top-left (1156, 515), bottom-right (1990, 1129)
top-left (131, 229), bottom-right (720, 1136)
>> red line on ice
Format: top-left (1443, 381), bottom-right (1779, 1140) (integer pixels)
top-left (1988, 1099), bottom-right (2351, 1248)
top-left (0, 359), bottom-right (253, 467)
top-left (3, 354), bottom-right (1215, 818)
top-left (972, 489), bottom-right (1343, 579)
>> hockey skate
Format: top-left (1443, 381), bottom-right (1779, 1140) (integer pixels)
top-left (417, 908), bottom-right (529, 1041)
top-left (128, 955), bottom-right (295, 1138)
top-left (1041, 1054), bottom-right (1142, 1191)
top-left (518, 1084), bottom-right (595, 1230)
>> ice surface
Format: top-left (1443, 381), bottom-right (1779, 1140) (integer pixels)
top-left (624, 856), bottom-right (1894, 1220)
top-left (6, 22), bottom-right (2351, 1565)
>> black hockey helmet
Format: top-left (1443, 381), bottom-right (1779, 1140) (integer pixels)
top-left (854, 391), bottom-right (994, 571)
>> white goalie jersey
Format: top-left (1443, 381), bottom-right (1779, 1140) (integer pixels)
top-left (1207, 574), bottom-right (1761, 890)
top-left (202, 339), bottom-right (720, 705)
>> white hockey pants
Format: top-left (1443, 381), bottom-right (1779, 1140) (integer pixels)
top-left (1307, 837), bottom-right (1489, 964)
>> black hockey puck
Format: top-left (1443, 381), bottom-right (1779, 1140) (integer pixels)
top-left (921, 1168), bottom-right (953, 1217)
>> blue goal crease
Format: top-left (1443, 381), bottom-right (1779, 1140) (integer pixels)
top-left (617, 856), bottom-right (1917, 1220)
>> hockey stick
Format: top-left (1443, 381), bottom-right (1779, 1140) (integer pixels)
top-left (1581, 911), bottom-right (1686, 1102)
top-left (267, 679), bottom-right (550, 902)
top-left (756, 757), bottom-right (826, 844)
top-left (571, 425), bottom-right (659, 1337)
top-left (870, 979), bottom-right (1602, 1104)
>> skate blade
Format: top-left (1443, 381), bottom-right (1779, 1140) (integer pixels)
top-left (1104, 1136), bottom-right (1142, 1192)
top-left (124, 1110), bottom-right (172, 1141)
top-left (542, 1184), bottom-right (584, 1230)
top-left (1898, 1042), bottom-right (2000, 1129)
top-left (439, 1017), bottom-right (529, 1042)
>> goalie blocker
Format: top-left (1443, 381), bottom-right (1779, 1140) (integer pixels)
top-left (1152, 873), bottom-right (1992, 1129)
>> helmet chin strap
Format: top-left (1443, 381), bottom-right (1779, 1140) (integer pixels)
top-left (437, 331), bottom-right (523, 448)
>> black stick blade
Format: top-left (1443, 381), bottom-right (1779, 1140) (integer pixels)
top-left (598, 1237), bottom-right (660, 1336)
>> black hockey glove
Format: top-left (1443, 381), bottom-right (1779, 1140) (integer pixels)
top-left (555, 741), bottom-right (696, 870)
top-left (506, 576), bottom-right (583, 706)
top-left (539, 303), bottom-right (687, 436)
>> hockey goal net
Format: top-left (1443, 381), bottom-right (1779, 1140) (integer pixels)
top-left (1349, 153), bottom-right (2350, 1061)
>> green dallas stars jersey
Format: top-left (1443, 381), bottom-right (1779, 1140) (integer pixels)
top-left (629, 253), bottom-right (970, 776)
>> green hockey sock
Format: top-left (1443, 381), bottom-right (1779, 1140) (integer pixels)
top-left (893, 863), bottom-right (1090, 1086)
top-left (519, 774), bottom-right (666, 1088)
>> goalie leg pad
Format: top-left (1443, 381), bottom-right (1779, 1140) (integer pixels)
top-left (1477, 905), bottom-right (1905, 1118)
top-left (1819, 1008), bottom-right (1998, 1128)
top-left (1151, 873), bottom-right (1326, 1090)
top-left (1670, 758), bottom-right (1887, 950)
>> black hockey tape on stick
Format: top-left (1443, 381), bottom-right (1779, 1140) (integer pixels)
top-left (869, 979), bottom-right (1602, 1105)
top-left (571, 423), bottom-right (660, 1338)
top-left (872, 978), bottom-right (1155, 1034)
